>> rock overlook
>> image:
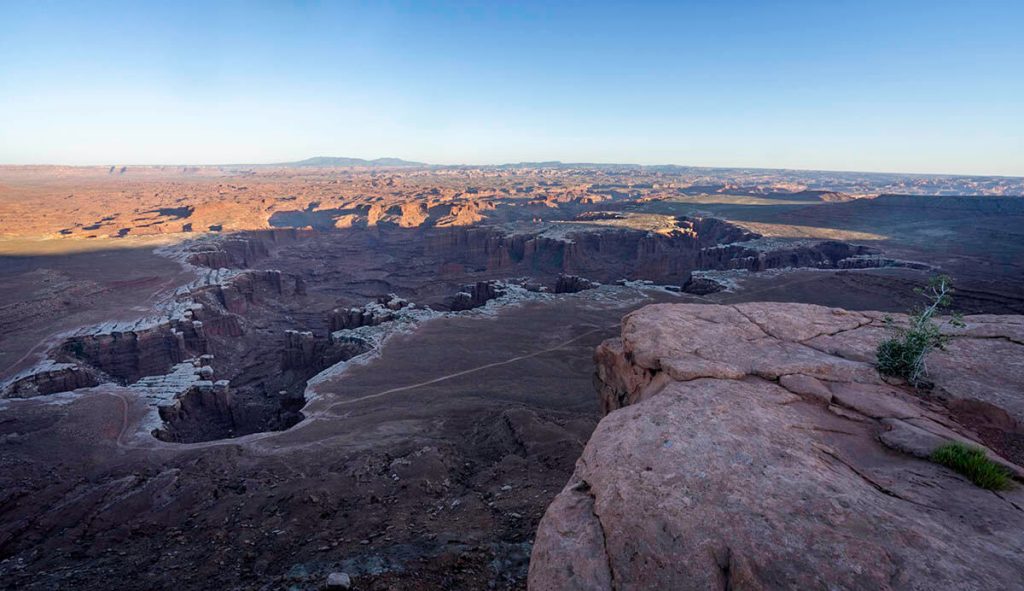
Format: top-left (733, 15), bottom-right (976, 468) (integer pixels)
top-left (530, 303), bottom-right (1024, 590)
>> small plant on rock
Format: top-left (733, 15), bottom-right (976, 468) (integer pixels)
top-left (875, 274), bottom-right (964, 386)
top-left (931, 442), bottom-right (1012, 490)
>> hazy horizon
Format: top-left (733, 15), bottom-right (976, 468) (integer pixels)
top-left (2, 1), bottom-right (1023, 176)
top-left (5, 155), bottom-right (1024, 180)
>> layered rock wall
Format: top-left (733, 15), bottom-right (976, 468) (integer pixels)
top-left (183, 229), bottom-right (308, 269)
top-left (426, 221), bottom-right (882, 285)
top-left (58, 320), bottom-right (201, 384)
top-left (0, 361), bottom-right (101, 398)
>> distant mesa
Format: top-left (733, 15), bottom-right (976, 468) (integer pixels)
top-left (280, 156), bottom-right (427, 168)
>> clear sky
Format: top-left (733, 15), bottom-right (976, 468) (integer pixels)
top-left (1, 0), bottom-right (1022, 175)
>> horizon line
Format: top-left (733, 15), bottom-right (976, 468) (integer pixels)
top-left (1, 157), bottom-right (1022, 180)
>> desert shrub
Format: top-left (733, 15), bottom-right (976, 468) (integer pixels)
top-left (876, 275), bottom-right (963, 386)
top-left (931, 442), bottom-right (1012, 490)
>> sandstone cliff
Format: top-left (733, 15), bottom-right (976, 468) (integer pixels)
top-left (530, 303), bottom-right (1024, 590)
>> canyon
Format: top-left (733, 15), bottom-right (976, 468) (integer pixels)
top-left (0, 164), bottom-right (1022, 590)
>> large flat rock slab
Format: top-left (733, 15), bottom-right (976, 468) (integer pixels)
top-left (531, 303), bottom-right (1024, 590)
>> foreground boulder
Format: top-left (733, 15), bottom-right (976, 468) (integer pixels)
top-left (529, 303), bottom-right (1024, 590)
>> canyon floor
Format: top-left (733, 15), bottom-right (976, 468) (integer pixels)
top-left (1, 165), bottom-right (1022, 590)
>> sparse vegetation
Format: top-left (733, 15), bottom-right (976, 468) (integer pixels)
top-left (931, 442), bottom-right (1013, 490)
top-left (876, 275), bottom-right (964, 386)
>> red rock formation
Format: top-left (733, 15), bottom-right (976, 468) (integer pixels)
top-left (59, 322), bottom-right (196, 384)
top-left (530, 303), bottom-right (1024, 590)
top-left (186, 237), bottom-right (269, 268)
top-left (153, 359), bottom-right (236, 442)
top-left (192, 270), bottom-right (303, 315)
top-left (184, 229), bottom-right (307, 269)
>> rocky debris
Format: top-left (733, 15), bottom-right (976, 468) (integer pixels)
top-left (530, 303), bottom-right (1024, 590)
top-left (450, 281), bottom-right (506, 311)
top-left (553, 274), bottom-right (599, 294)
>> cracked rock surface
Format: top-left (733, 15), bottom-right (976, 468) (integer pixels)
top-left (529, 303), bottom-right (1024, 590)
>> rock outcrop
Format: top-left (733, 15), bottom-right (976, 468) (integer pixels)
top-left (197, 270), bottom-right (300, 315)
top-left (680, 272), bottom-right (725, 295)
top-left (58, 318), bottom-right (205, 384)
top-left (0, 361), bottom-right (100, 398)
top-left (152, 356), bottom-right (235, 442)
top-left (182, 229), bottom-right (307, 269)
top-left (530, 303), bottom-right (1024, 590)
top-left (47, 270), bottom-right (295, 388)
top-left (554, 274), bottom-right (599, 294)
top-left (425, 221), bottom-right (889, 287)
top-left (327, 294), bottom-right (411, 332)
top-left (450, 281), bottom-right (506, 311)
top-left (186, 237), bottom-right (269, 268)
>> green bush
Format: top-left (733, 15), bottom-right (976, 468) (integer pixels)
top-left (876, 275), bottom-right (963, 386)
top-left (931, 442), bottom-right (1012, 490)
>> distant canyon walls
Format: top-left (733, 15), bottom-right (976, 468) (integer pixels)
top-left (423, 219), bottom-right (754, 283)
top-left (423, 222), bottom-right (876, 284)
top-left (188, 218), bottom-right (882, 289)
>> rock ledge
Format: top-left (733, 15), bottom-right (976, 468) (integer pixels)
top-left (529, 302), bottom-right (1024, 590)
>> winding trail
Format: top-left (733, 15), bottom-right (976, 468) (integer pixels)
top-left (321, 324), bottom-right (617, 410)
top-left (110, 322), bottom-right (620, 453)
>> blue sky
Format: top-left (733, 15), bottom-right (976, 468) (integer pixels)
top-left (1, 1), bottom-right (1022, 175)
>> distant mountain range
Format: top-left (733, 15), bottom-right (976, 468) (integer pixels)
top-left (263, 158), bottom-right (1022, 185)
top-left (274, 158), bottom-right (765, 173)
top-left (279, 156), bottom-right (426, 167)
